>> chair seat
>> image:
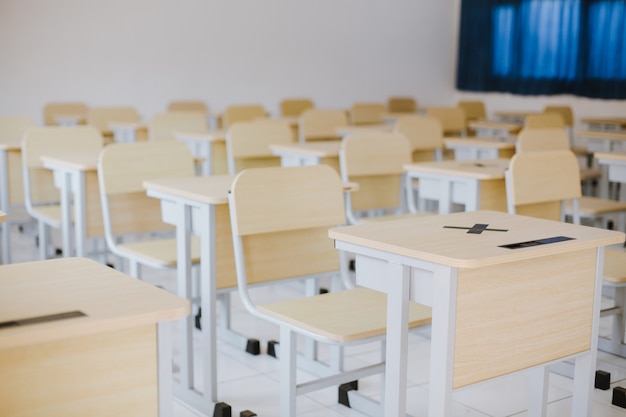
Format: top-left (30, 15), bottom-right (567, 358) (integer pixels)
top-left (259, 287), bottom-right (432, 343)
top-left (572, 197), bottom-right (626, 216)
top-left (603, 249), bottom-right (626, 284)
top-left (118, 236), bottom-right (201, 267)
top-left (31, 204), bottom-right (63, 228)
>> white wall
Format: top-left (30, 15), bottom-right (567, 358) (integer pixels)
top-left (0, 0), bottom-right (458, 124)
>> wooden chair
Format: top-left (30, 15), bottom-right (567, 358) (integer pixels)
top-left (543, 104), bottom-right (593, 165)
top-left (226, 119), bottom-right (292, 174)
top-left (228, 164), bottom-right (431, 416)
top-left (97, 140), bottom-right (200, 278)
top-left (349, 102), bottom-right (386, 126)
top-left (457, 100), bottom-right (486, 122)
top-left (167, 100), bottom-right (208, 113)
top-left (148, 111), bottom-right (208, 142)
top-left (426, 106), bottom-right (467, 136)
top-left (43, 102), bottom-right (88, 126)
top-left (279, 98), bottom-right (314, 117)
top-left (393, 115), bottom-right (444, 162)
top-left (87, 106), bottom-right (141, 144)
top-left (222, 104), bottom-right (267, 129)
top-left (21, 126), bottom-right (103, 259)
top-left (298, 109), bottom-right (348, 143)
top-left (505, 149), bottom-right (626, 358)
top-left (0, 116), bottom-right (37, 207)
top-left (387, 96), bottom-right (417, 113)
top-left (339, 132), bottom-right (418, 224)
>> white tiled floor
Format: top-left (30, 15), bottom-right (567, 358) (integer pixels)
top-left (7, 215), bottom-right (626, 417)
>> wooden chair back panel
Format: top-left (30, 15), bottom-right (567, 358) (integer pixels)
top-left (7, 150), bottom-right (25, 203)
top-left (524, 113), bottom-right (565, 129)
top-left (21, 126), bottom-right (103, 168)
top-left (280, 99), bottom-right (314, 117)
top-left (514, 202), bottom-right (562, 221)
top-left (148, 112), bottom-right (208, 142)
top-left (227, 120), bottom-right (292, 159)
top-left (241, 227), bottom-right (339, 285)
top-left (85, 171), bottom-right (104, 237)
top-left (299, 109), bottom-right (348, 142)
top-left (349, 175), bottom-right (403, 212)
top-left (211, 142), bottom-right (229, 175)
top-left (458, 100), bottom-right (486, 121)
top-left (350, 103), bottom-right (386, 126)
top-left (341, 132), bottom-right (411, 177)
top-left (43, 102), bottom-right (88, 126)
top-left (27, 168), bottom-right (59, 204)
top-left (87, 107), bottom-right (140, 133)
top-left (544, 105), bottom-right (573, 126)
top-left (107, 192), bottom-right (173, 235)
top-left (0, 116), bottom-right (36, 142)
top-left (98, 141), bottom-right (195, 194)
top-left (387, 97), bottom-right (417, 113)
top-left (215, 203), bottom-right (238, 289)
top-left (516, 128), bottom-right (570, 152)
top-left (394, 115), bottom-right (443, 155)
top-left (167, 101), bottom-right (208, 113)
top-left (222, 105), bottom-right (267, 128)
top-left (507, 150), bottom-right (581, 207)
top-left (229, 165), bottom-right (345, 237)
top-left (477, 179), bottom-right (508, 212)
top-left (426, 107), bottom-right (466, 136)
top-left (234, 157), bottom-right (282, 173)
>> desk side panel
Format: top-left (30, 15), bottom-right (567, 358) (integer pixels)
top-left (453, 248), bottom-right (596, 388)
top-left (0, 324), bottom-right (158, 417)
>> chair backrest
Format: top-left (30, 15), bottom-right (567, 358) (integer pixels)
top-left (87, 106), bottom-right (140, 135)
top-left (21, 126), bottom-right (103, 208)
top-left (350, 102), bottom-right (387, 126)
top-left (279, 98), bottom-right (314, 117)
top-left (97, 141), bottom-right (195, 237)
top-left (167, 100), bottom-right (208, 113)
top-left (298, 109), bottom-right (348, 142)
top-left (222, 105), bottom-right (267, 129)
top-left (43, 102), bottom-right (88, 126)
top-left (148, 112), bottom-right (208, 141)
top-left (393, 115), bottom-right (443, 162)
top-left (524, 113), bottom-right (565, 129)
top-left (339, 132), bottom-right (411, 215)
top-left (457, 100), bottom-right (486, 121)
top-left (506, 150), bottom-right (581, 221)
top-left (226, 119), bottom-right (292, 174)
top-left (229, 165), bottom-right (345, 286)
top-left (387, 96), bottom-right (417, 113)
top-left (0, 116), bottom-right (38, 204)
top-left (515, 128), bottom-right (571, 153)
top-left (426, 106), bottom-right (467, 136)
top-left (544, 105), bottom-right (573, 127)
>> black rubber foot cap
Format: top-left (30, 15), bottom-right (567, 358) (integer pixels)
top-left (213, 402), bottom-right (232, 417)
top-left (240, 411), bottom-right (257, 417)
top-left (267, 340), bottom-right (279, 358)
top-left (194, 308), bottom-right (202, 330)
top-left (319, 287), bottom-right (329, 294)
top-left (246, 338), bottom-right (261, 355)
top-left (338, 380), bottom-right (359, 407)
top-left (595, 370), bottom-right (611, 390)
top-left (613, 386), bottom-right (626, 408)
top-left (349, 259), bottom-right (355, 271)
top-left (55, 247), bottom-right (62, 255)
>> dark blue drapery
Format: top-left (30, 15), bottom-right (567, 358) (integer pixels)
top-left (456, 0), bottom-right (626, 99)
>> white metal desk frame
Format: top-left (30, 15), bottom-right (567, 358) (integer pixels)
top-left (404, 159), bottom-right (508, 215)
top-left (0, 142), bottom-right (19, 263)
top-left (330, 211), bottom-right (623, 417)
top-left (578, 131), bottom-right (626, 199)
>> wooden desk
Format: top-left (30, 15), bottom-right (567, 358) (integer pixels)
top-left (270, 140), bottom-right (341, 171)
top-left (405, 159), bottom-right (509, 214)
top-left (0, 257), bottom-right (190, 417)
top-left (329, 210), bottom-right (624, 417)
top-left (0, 141), bottom-right (21, 264)
top-left (444, 137), bottom-right (515, 160)
top-left (174, 130), bottom-right (227, 175)
top-left (580, 117), bottom-right (626, 131)
top-left (108, 121), bottom-right (148, 143)
top-left (467, 120), bottom-right (522, 137)
top-left (595, 151), bottom-right (626, 201)
top-left (41, 150), bottom-right (103, 258)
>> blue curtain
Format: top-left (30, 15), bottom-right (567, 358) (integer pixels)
top-left (456, 0), bottom-right (626, 99)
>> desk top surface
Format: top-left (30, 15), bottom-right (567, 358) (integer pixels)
top-left (174, 130), bottom-right (226, 143)
top-left (41, 149), bottom-right (100, 171)
top-left (595, 151), bottom-right (626, 162)
top-left (0, 139), bottom-right (21, 151)
top-left (405, 158), bottom-right (510, 179)
top-left (577, 130), bottom-right (626, 140)
top-left (444, 138), bottom-right (516, 149)
top-left (144, 174), bottom-right (235, 205)
top-left (468, 120), bottom-right (523, 132)
top-left (270, 140), bottom-right (342, 157)
top-left (0, 257), bottom-right (189, 349)
top-left (329, 210), bottom-right (624, 268)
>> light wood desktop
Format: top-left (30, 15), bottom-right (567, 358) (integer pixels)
top-left (329, 210), bottom-right (625, 417)
top-left (0, 257), bottom-right (190, 417)
top-left (405, 158), bottom-right (510, 214)
top-left (41, 150), bottom-right (103, 258)
top-left (444, 137), bottom-right (516, 160)
top-left (270, 140), bottom-right (342, 171)
top-left (174, 130), bottom-right (228, 175)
